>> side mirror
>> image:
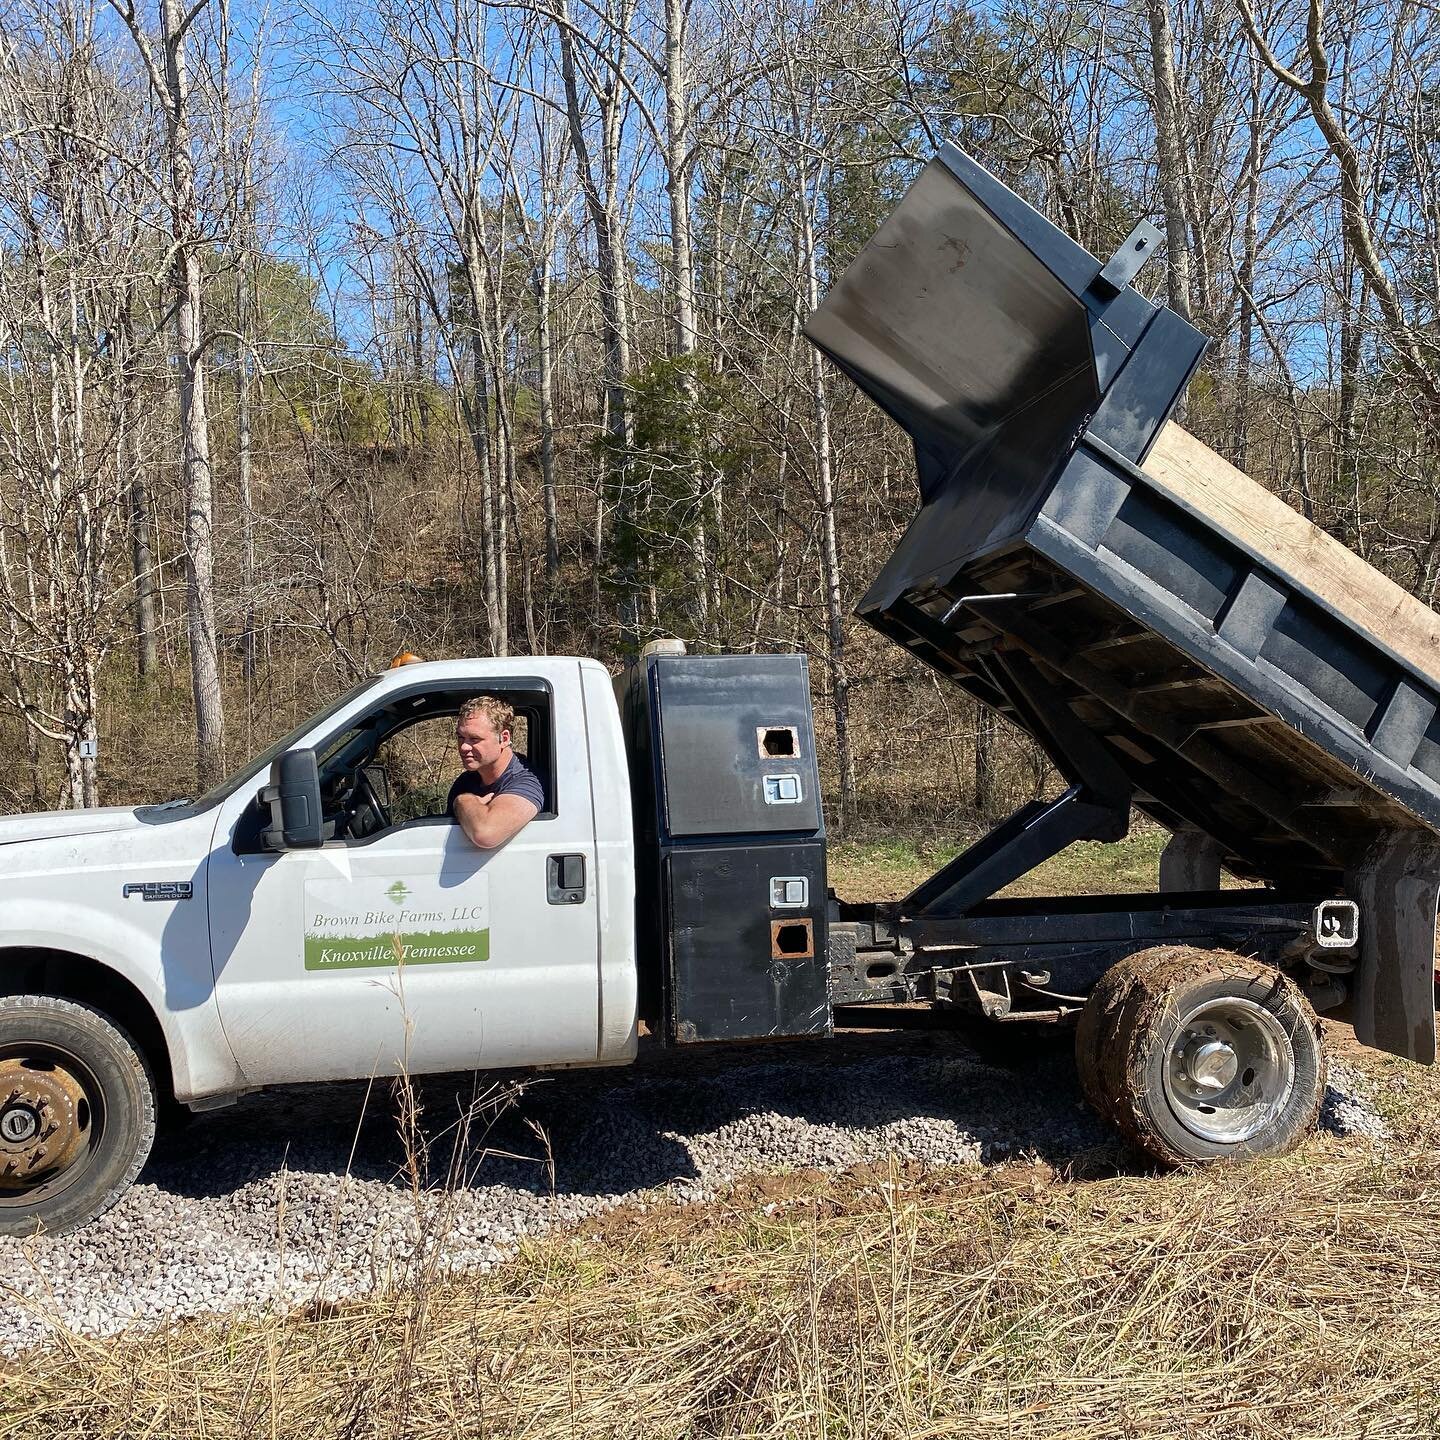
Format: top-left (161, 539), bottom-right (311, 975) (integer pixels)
top-left (259, 749), bottom-right (332, 850)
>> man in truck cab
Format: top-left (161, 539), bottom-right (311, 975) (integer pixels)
top-left (447, 695), bottom-right (544, 848)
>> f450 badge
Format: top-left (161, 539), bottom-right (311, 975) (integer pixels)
top-left (122, 882), bottom-right (193, 902)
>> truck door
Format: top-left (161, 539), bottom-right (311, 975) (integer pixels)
top-left (205, 668), bottom-right (601, 1086)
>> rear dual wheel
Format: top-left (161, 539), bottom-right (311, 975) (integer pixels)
top-left (1076, 947), bottom-right (1325, 1163)
top-left (0, 995), bottom-right (156, 1236)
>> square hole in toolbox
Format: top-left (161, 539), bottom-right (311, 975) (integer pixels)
top-left (758, 725), bottom-right (799, 758)
top-left (770, 918), bottom-right (814, 959)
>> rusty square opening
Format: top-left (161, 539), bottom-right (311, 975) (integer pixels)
top-left (757, 725), bottom-right (799, 758)
top-left (770, 917), bottom-right (814, 959)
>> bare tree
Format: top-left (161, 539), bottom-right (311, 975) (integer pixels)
top-left (106, 0), bottom-right (232, 785)
top-left (313, 0), bottom-right (559, 655)
top-left (1238, 0), bottom-right (1440, 429)
top-left (0, 10), bottom-right (159, 804)
top-left (1144, 0), bottom-right (1193, 319)
top-left (493, 33), bottom-right (573, 592)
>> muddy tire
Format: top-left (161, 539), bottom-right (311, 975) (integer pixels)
top-left (1074, 945), bottom-right (1178, 1127)
top-left (0, 995), bottom-right (156, 1236)
top-left (1076, 947), bottom-right (1325, 1163)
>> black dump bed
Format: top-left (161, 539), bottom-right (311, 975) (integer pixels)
top-left (806, 144), bottom-right (1440, 893)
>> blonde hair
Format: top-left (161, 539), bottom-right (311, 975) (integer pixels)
top-left (456, 695), bottom-right (515, 739)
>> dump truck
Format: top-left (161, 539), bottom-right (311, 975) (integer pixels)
top-left (2, 142), bottom-right (1436, 1236)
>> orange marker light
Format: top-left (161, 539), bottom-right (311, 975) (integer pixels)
top-left (389, 651), bottom-right (425, 668)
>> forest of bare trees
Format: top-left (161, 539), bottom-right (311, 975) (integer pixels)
top-left (0, 0), bottom-right (1436, 832)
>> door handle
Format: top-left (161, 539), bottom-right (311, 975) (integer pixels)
top-left (547, 853), bottom-right (586, 904)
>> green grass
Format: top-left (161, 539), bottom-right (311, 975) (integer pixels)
top-left (828, 825), bottom-right (1169, 902)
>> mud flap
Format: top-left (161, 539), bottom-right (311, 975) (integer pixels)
top-left (1345, 832), bottom-right (1440, 1063)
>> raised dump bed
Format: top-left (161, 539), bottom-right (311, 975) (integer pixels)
top-left (807, 143), bottom-right (1440, 1063)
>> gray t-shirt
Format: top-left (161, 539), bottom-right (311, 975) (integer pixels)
top-left (446, 753), bottom-right (545, 817)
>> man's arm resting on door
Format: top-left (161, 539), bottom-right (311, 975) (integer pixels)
top-left (453, 791), bottom-right (539, 849)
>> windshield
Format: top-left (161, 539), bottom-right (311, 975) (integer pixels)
top-left (170, 675), bottom-right (386, 814)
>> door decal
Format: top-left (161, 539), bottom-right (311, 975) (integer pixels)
top-left (303, 873), bottom-right (491, 971)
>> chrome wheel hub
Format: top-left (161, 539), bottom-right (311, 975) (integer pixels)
top-left (1179, 1036), bottom-right (1239, 1092)
top-left (1163, 996), bottom-right (1294, 1145)
top-left (0, 1106), bottom-right (39, 1143)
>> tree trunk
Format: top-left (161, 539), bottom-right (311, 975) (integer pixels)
top-left (797, 207), bottom-right (855, 829)
top-left (127, 457), bottom-right (158, 680)
top-left (160, 0), bottom-right (225, 786)
top-left (176, 245), bottom-right (224, 785)
top-left (553, 0), bottom-right (645, 636)
top-left (974, 703), bottom-right (998, 817)
top-left (554, 0), bottom-right (632, 454)
top-left (491, 338), bottom-right (512, 649)
top-left (1233, 54), bottom-right (1263, 470)
top-left (533, 256), bottom-right (560, 582)
top-left (663, 0), bottom-right (708, 632)
top-left (108, 281), bottom-right (157, 681)
top-left (236, 241), bottom-right (257, 687)
top-left (453, 213), bottom-right (504, 656)
top-left (468, 333), bottom-right (504, 655)
top-left (1145, 0), bottom-right (1192, 321)
top-left (1337, 239), bottom-right (1365, 512)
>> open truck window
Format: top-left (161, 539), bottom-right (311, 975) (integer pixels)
top-left (228, 679), bottom-right (555, 853)
top-left (320, 683), bottom-right (553, 844)
top-left (371, 710), bottom-right (534, 825)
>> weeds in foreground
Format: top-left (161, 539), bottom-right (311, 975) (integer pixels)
top-left (0, 958), bottom-right (1432, 1438)
top-left (4, 1132), bottom-right (1440, 1439)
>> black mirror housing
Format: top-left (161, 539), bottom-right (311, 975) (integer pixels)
top-left (259, 749), bottom-right (331, 850)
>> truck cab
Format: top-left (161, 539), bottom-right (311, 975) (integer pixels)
top-left (202, 657), bottom-right (639, 1084)
top-left (0, 646), bottom-right (835, 1235)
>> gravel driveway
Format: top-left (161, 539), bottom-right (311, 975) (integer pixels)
top-left (0, 1029), bottom-right (1384, 1350)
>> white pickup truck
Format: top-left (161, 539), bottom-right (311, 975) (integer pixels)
top-left (0, 639), bottom-right (1365, 1238)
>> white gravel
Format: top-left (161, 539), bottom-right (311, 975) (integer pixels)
top-left (0, 1030), bottom-right (1388, 1350)
top-left (1321, 1056), bottom-right (1390, 1142)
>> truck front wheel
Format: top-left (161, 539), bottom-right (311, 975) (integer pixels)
top-left (0, 995), bottom-right (156, 1235)
top-left (1076, 947), bottom-right (1325, 1163)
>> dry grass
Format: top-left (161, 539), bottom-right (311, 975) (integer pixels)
top-left (4, 838), bottom-right (1433, 1437)
top-left (5, 1121), bottom-right (1440, 1438)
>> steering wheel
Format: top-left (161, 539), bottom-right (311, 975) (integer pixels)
top-left (344, 767), bottom-right (393, 836)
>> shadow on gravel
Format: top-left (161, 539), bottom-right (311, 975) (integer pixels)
top-left (141, 1026), bottom-right (1377, 1207)
top-left (142, 1029), bottom-right (1125, 1203)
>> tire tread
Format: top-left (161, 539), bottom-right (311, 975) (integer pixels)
top-left (0, 993), bottom-right (156, 1235)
